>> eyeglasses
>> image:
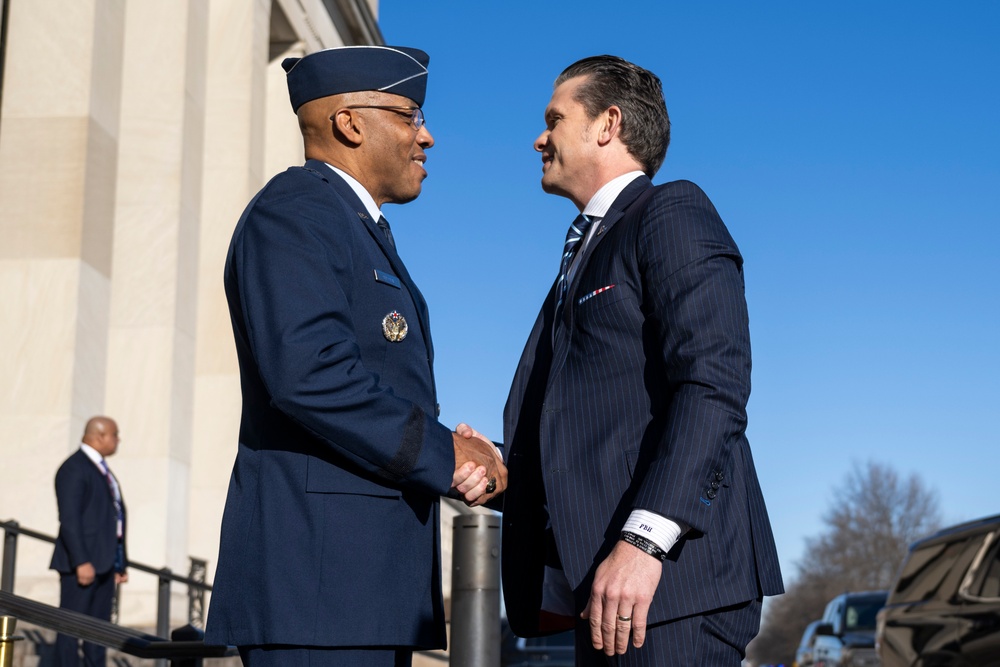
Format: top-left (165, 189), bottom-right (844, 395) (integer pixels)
top-left (344, 105), bottom-right (425, 130)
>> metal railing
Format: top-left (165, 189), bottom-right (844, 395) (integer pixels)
top-left (0, 592), bottom-right (232, 666)
top-left (2, 519), bottom-right (217, 665)
top-left (2, 512), bottom-right (502, 667)
top-left (2, 520), bottom-right (208, 633)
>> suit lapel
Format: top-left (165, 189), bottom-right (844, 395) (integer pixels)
top-left (306, 160), bottom-right (436, 372)
top-left (504, 281), bottom-right (558, 451)
top-left (547, 176), bottom-right (653, 381)
top-left (569, 175), bottom-right (652, 299)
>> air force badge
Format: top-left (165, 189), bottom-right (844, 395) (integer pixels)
top-left (382, 310), bottom-right (408, 342)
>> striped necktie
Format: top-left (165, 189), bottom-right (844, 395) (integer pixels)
top-left (99, 460), bottom-right (124, 539)
top-left (555, 213), bottom-right (594, 315)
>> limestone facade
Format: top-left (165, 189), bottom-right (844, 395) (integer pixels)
top-left (0, 0), bottom-right (420, 633)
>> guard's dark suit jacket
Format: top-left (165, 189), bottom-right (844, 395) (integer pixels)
top-left (502, 176), bottom-right (784, 637)
top-left (204, 160), bottom-right (455, 649)
top-left (50, 449), bottom-right (126, 576)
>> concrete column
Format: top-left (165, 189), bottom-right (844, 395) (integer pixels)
top-left (186, 0), bottom-right (274, 579)
top-left (0, 0), bottom-right (125, 604)
top-left (102, 0), bottom-right (206, 626)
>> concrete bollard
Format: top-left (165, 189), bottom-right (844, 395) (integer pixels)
top-left (0, 616), bottom-right (24, 667)
top-left (450, 514), bottom-right (501, 667)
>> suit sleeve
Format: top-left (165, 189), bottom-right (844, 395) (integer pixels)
top-left (231, 185), bottom-right (455, 496)
top-left (54, 463), bottom-right (90, 569)
top-left (632, 181), bottom-right (751, 533)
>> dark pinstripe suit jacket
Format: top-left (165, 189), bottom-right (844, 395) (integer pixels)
top-left (501, 176), bottom-right (784, 637)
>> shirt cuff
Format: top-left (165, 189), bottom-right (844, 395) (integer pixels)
top-left (623, 510), bottom-right (687, 554)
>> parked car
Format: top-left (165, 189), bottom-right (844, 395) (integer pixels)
top-left (500, 621), bottom-right (574, 667)
top-left (812, 590), bottom-right (887, 667)
top-left (794, 619), bottom-right (823, 667)
top-left (876, 513), bottom-right (1000, 666)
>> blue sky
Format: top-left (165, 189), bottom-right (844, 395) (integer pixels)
top-left (377, 2), bottom-right (1000, 580)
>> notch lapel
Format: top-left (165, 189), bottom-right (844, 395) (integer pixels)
top-left (307, 160), bottom-right (437, 374)
top-left (549, 176), bottom-right (653, 379)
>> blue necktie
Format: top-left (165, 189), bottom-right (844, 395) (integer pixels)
top-left (376, 216), bottom-right (395, 249)
top-left (555, 213), bottom-right (594, 315)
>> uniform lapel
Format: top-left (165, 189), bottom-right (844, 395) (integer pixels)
top-left (307, 160), bottom-right (436, 373)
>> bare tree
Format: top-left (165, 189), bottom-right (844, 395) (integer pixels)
top-left (746, 461), bottom-right (941, 665)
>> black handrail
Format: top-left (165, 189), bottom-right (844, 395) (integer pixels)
top-left (2, 518), bottom-right (214, 664)
top-left (0, 521), bottom-right (212, 591)
top-left (0, 590), bottom-right (234, 661)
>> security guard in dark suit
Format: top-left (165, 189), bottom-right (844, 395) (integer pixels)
top-left (51, 416), bottom-right (128, 667)
top-left (203, 46), bottom-right (505, 667)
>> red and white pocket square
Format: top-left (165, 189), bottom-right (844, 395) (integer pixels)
top-left (577, 284), bottom-right (617, 305)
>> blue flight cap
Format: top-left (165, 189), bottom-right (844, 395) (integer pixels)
top-left (282, 45), bottom-right (429, 112)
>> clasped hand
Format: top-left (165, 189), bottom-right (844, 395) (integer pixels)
top-left (451, 423), bottom-right (507, 507)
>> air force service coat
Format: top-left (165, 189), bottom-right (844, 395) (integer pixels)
top-left (205, 160), bottom-right (455, 649)
top-left (501, 176), bottom-right (784, 637)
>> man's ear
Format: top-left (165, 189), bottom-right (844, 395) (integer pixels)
top-left (597, 106), bottom-right (623, 146)
top-left (331, 108), bottom-right (364, 147)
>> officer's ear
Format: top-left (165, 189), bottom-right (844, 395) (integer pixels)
top-left (329, 108), bottom-right (364, 147)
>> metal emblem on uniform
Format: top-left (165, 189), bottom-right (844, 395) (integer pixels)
top-left (382, 310), bottom-right (408, 342)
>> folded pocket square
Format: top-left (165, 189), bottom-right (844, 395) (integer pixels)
top-left (577, 284), bottom-right (617, 305)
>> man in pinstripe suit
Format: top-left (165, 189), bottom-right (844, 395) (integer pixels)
top-left (494, 55), bottom-right (784, 665)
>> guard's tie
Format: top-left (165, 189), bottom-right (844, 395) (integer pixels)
top-left (99, 459), bottom-right (124, 539)
top-left (555, 213), bottom-right (594, 318)
top-left (376, 216), bottom-right (396, 249)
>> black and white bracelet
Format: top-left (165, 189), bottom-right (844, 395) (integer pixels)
top-left (620, 531), bottom-right (668, 562)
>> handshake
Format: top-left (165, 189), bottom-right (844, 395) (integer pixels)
top-left (450, 423), bottom-right (508, 507)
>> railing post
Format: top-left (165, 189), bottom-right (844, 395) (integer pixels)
top-left (1, 522), bottom-right (17, 593)
top-left (0, 616), bottom-right (24, 667)
top-left (156, 567), bottom-right (172, 667)
top-left (449, 514), bottom-right (501, 667)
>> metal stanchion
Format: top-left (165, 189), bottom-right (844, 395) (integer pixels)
top-left (155, 568), bottom-right (171, 667)
top-left (450, 514), bottom-right (501, 667)
top-left (0, 616), bottom-right (24, 667)
top-left (1, 523), bottom-right (17, 593)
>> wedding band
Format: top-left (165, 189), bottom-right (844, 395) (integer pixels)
top-left (617, 615), bottom-right (632, 623)
top-left (485, 477), bottom-right (497, 494)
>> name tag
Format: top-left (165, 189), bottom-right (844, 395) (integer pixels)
top-left (374, 269), bottom-right (401, 289)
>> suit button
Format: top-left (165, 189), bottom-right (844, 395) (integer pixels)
top-left (710, 481), bottom-right (720, 490)
top-left (706, 489), bottom-right (717, 499)
top-left (715, 471), bottom-right (724, 481)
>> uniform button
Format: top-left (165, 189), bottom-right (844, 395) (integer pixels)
top-left (706, 489), bottom-right (717, 499)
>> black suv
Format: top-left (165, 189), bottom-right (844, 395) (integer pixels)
top-left (812, 590), bottom-right (887, 667)
top-left (500, 621), bottom-right (574, 667)
top-left (876, 514), bottom-right (1000, 666)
